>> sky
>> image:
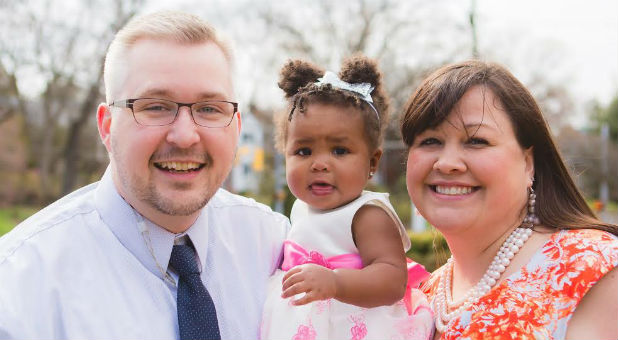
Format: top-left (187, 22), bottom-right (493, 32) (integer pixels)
top-left (476, 0), bottom-right (617, 107)
top-left (12, 0), bottom-right (618, 128)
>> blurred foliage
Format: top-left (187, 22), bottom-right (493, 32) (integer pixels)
top-left (591, 95), bottom-right (618, 142)
top-left (0, 206), bottom-right (39, 236)
top-left (407, 229), bottom-right (450, 273)
top-left (556, 95), bottom-right (618, 201)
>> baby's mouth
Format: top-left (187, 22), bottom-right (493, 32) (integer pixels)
top-left (309, 182), bottom-right (334, 195)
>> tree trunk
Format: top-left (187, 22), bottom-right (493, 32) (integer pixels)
top-left (60, 78), bottom-right (101, 195)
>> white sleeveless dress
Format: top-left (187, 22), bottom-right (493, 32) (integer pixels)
top-left (260, 191), bottom-right (434, 340)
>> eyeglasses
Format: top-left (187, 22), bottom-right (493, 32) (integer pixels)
top-left (108, 98), bottom-right (238, 128)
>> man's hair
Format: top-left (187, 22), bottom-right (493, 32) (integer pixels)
top-left (103, 11), bottom-right (233, 102)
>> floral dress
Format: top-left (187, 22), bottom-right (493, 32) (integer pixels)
top-left (423, 229), bottom-right (618, 340)
top-left (260, 191), bottom-right (434, 340)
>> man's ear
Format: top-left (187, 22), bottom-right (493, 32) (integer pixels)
top-left (97, 103), bottom-right (112, 152)
top-left (235, 111), bottom-right (242, 136)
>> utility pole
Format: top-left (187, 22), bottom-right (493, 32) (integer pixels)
top-left (469, 0), bottom-right (480, 59)
top-left (274, 152), bottom-right (286, 214)
top-left (600, 123), bottom-right (610, 208)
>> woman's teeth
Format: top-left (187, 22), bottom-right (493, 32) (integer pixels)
top-left (435, 185), bottom-right (473, 195)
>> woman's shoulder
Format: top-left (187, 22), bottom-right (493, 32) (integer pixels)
top-left (552, 228), bottom-right (618, 259)
top-left (540, 228), bottom-right (618, 291)
top-left (421, 263), bottom-right (448, 297)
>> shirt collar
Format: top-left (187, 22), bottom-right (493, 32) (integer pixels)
top-left (94, 167), bottom-right (210, 279)
top-left (184, 211), bottom-right (209, 272)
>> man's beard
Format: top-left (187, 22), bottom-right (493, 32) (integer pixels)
top-left (139, 180), bottom-right (213, 216)
top-left (111, 142), bottom-right (217, 216)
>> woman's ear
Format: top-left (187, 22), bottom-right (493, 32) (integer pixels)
top-left (524, 146), bottom-right (534, 187)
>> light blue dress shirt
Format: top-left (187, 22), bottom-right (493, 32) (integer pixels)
top-left (0, 168), bottom-right (289, 339)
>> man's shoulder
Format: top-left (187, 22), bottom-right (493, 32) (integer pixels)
top-left (208, 189), bottom-right (290, 232)
top-left (210, 188), bottom-right (285, 218)
top-left (0, 182), bottom-right (99, 263)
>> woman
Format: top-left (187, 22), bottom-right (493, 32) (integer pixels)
top-left (401, 60), bottom-right (618, 339)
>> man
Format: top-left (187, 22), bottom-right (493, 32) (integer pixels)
top-left (0, 11), bottom-right (289, 339)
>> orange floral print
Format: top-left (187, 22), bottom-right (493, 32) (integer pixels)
top-left (424, 229), bottom-right (618, 340)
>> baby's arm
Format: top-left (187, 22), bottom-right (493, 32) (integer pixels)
top-left (281, 205), bottom-right (407, 307)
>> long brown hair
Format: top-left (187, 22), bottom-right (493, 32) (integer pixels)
top-left (401, 60), bottom-right (618, 236)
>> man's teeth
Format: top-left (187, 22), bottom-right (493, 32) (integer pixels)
top-left (435, 185), bottom-right (473, 195)
top-left (157, 162), bottom-right (201, 171)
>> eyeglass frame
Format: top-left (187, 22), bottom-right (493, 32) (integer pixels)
top-left (108, 98), bottom-right (239, 128)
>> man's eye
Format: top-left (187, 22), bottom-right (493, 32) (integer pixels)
top-left (295, 148), bottom-right (311, 156)
top-left (140, 103), bottom-right (174, 112)
top-left (195, 105), bottom-right (223, 114)
top-left (333, 147), bottom-right (348, 155)
top-left (143, 104), bottom-right (173, 112)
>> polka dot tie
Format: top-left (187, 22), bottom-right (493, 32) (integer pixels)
top-left (170, 244), bottom-right (221, 340)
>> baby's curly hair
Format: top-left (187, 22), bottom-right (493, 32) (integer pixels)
top-left (274, 55), bottom-right (390, 152)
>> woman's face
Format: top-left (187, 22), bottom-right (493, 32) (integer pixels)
top-left (405, 86), bottom-right (534, 236)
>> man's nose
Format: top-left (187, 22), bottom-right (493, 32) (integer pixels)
top-left (166, 107), bottom-right (200, 148)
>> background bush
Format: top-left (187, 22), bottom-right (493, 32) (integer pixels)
top-left (407, 229), bottom-right (450, 272)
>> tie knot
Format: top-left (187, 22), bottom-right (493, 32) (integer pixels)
top-left (170, 244), bottom-right (200, 277)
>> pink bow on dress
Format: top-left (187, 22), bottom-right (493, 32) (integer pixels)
top-left (281, 241), bottom-right (363, 271)
top-left (280, 240), bottom-right (430, 315)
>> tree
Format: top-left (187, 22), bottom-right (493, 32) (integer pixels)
top-left (591, 95), bottom-right (618, 142)
top-left (0, 0), bottom-right (143, 202)
top-left (217, 0), bottom-right (467, 190)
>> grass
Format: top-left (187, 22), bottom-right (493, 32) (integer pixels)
top-left (0, 206), bottom-right (39, 236)
top-left (605, 200), bottom-right (618, 213)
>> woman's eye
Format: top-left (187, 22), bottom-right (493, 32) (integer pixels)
top-left (295, 148), bottom-right (311, 156)
top-left (333, 147), bottom-right (348, 155)
top-left (418, 137), bottom-right (440, 146)
top-left (467, 137), bottom-right (489, 145)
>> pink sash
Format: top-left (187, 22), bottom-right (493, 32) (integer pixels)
top-left (280, 240), bottom-right (430, 315)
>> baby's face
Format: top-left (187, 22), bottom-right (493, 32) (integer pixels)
top-left (284, 103), bottom-right (380, 210)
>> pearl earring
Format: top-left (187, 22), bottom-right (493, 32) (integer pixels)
top-left (523, 187), bottom-right (540, 226)
top-left (368, 171), bottom-right (374, 179)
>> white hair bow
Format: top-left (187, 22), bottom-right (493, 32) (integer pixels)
top-left (316, 71), bottom-right (379, 120)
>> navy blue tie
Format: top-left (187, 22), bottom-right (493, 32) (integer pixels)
top-left (170, 244), bottom-right (220, 340)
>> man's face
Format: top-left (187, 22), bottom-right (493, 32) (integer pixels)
top-left (98, 38), bottom-right (240, 231)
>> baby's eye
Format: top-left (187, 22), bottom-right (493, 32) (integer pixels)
top-left (467, 137), bottom-right (489, 145)
top-left (418, 137), bottom-right (441, 146)
top-left (332, 147), bottom-right (349, 156)
top-left (295, 147), bottom-right (311, 156)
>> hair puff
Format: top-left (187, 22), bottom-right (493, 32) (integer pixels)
top-left (338, 55), bottom-right (381, 89)
top-left (274, 55), bottom-right (390, 153)
top-left (278, 60), bottom-right (324, 99)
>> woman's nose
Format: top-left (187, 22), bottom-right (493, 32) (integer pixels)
top-left (433, 145), bottom-right (466, 174)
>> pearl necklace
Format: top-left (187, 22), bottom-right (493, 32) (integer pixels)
top-left (432, 227), bottom-right (533, 333)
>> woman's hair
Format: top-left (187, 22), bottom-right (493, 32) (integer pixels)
top-left (103, 10), bottom-right (233, 102)
top-left (275, 55), bottom-right (390, 153)
top-left (401, 60), bottom-right (618, 236)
